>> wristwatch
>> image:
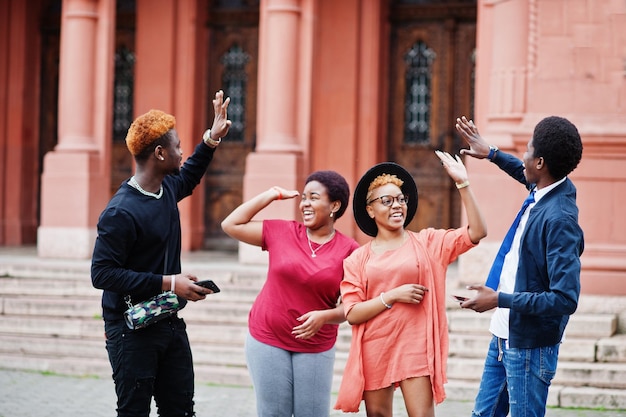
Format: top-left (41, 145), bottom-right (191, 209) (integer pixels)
top-left (203, 129), bottom-right (221, 148)
top-left (487, 145), bottom-right (498, 161)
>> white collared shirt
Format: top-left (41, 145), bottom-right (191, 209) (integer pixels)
top-left (489, 178), bottom-right (567, 339)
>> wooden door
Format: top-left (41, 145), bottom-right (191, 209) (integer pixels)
top-left (110, 6), bottom-right (136, 197)
top-left (388, 1), bottom-right (476, 232)
top-left (40, 2), bottom-right (61, 186)
top-left (203, 3), bottom-right (259, 250)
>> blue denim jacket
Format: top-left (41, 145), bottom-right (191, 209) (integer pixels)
top-left (490, 151), bottom-right (584, 348)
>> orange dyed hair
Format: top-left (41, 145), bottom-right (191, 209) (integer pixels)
top-left (125, 109), bottom-right (176, 156)
top-left (366, 174), bottom-right (404, 202)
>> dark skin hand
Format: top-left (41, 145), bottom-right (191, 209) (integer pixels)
top-left (455, 116), bottom-right (491, 158)
top-left (454, 116), bottom-right (499, 313)
top-left (162, 273), bottom-right (213, 301)
top-left (459, 284), bottom-right (499, 313)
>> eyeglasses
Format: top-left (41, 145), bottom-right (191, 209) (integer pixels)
top-left (367, 194), bottom-right (409, 207)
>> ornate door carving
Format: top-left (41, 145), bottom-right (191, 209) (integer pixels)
top-left (388, 1), bottom-right (476, 231)
top-left (204, 2), bottom-right (259, 250)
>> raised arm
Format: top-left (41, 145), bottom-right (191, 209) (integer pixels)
top-left (456, 115), bottom-right (530, 186)
top-left (435, 150), bottom-right (487, 244)
top-left (455, 116), bottom-right (491, 159)
top-left (221, 186), bottom-right (299, 247)
top-left (204, 90), bottom-right (232, 146)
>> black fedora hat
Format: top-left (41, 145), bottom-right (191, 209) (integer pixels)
top-left (353, 162), bottom-right (418, 237)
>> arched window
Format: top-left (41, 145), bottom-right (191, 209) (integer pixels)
top-left (220, 44), bottom-right (250, 142)
top-left (403, 41), bottom-right (435, 144)
top-left (113, 46), bottom-right (135, 142)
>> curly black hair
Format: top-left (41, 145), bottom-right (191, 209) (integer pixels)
top-left (532, 116), bottom-right (583, 180)
top-left (305, 170), bottom-right (350, 220)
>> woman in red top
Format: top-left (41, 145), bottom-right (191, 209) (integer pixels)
top-left (221, 170), bottom-right (359, 417)
top-left (335, 153), bottom-right (487, 417)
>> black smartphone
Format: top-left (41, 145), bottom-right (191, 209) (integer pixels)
top-left (451, 295), bottom-right (469, 302)
top-left (195, 279), bottom-right (221, 294)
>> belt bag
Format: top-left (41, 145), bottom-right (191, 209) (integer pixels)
top-left (123, 246), bottom-right (181, 330)
top-left (124, 291), bottom-right (180, 330)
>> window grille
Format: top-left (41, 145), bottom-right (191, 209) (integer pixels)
top-left (403, 41), bottom-right (435, 144)
top-left (113, 46), bottom-right (135, 142)
top-left (220, 44), bottom-right (250, 142)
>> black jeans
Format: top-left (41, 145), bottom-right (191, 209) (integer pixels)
top-left (104, 315), bottom-right (195, 417)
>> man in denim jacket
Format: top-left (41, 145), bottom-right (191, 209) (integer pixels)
top-left (455, 115), bottom-right (584, 417)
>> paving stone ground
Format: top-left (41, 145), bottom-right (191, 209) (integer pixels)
top-left (1, 368), bottom-right (625, 417)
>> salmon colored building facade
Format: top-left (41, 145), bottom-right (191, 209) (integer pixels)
top-left (0, 0), bottom-right (625, 295)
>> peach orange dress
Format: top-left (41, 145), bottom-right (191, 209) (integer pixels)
top-left (335, 227), bottom-right (476, 413)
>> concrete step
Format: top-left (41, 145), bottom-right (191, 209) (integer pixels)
top-left (4, 289), bottom-right (626, 365)
top-left (597, 334), bottom-right (626, 362)
top-left (447, 357), bottom-right (626, 389)
top-left (0, 315), bottom-right (104, 339)
top-left (447, 309), bottom-right (618, 338)
top-left (7, 310), bottom-right (626, 388)
top-left (449, 333), bottom-right (601, 363)
top-left (0, 276), bottom-right (102, 298)
top-left (1, 249), bottom-right (626, 411)
top-left (556, 361), bottom-right (626, 389)
top-left (0, 334), bottom-right (345, 389)
top-left (2, 346), bottom-right (624, 411)
top-left (0, 277), bottom-right (262, 303)
top-left (0, 334), bottom-right (107, 359)
top-left (444, 381), bottom-right (626, 410)
top-left (2, 295), bottom-right (102, 318)
top-left (557, 386), bottom-right (626, 410)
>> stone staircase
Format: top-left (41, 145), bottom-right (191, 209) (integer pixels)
top-left (0, 249), bottom-right (625, 410)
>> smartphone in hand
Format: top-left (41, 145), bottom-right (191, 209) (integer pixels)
top-left (195, 279), bottom-right (221, 294)
top-left (451, 294), bottom-right (469, 302)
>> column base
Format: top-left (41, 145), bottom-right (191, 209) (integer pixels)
top-left (37, 150), bottom-right (108, 259)
top-left (37, 226), bottom-right (97, 259)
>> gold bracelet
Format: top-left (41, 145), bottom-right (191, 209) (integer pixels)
top-left (456, 180), bottom-right (470, 189)
top-left (202, 129), bottom-right (221, 147)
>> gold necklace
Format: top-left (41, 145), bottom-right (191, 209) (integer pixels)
top-left (306, 229), bottom-right (335, 258)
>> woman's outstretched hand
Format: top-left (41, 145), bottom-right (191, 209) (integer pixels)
top-left (435, 150), bottom-right (468, 185)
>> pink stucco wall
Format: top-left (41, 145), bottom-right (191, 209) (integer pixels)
top-left (465, 0), bottom-right (626, 294)
top-left (0, 0), bottom-right (623, 294)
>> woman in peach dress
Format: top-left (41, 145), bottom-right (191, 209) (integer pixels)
top-left (335, 153), bottom-right (487, 417)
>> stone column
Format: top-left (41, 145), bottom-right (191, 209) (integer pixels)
top-left (38, 0), bottom-right (114, 258)
top-left (239, 0), bottom-right (305, 263)
top-left (486, 0), bottom-right (529, 122)
top-left (459, 0), bottom-right (532, 285)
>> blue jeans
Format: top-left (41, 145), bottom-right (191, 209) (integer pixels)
top-left (104, 315), bottom-right (195, 417)
top-left (472, 336), bottom-right (559, 417)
